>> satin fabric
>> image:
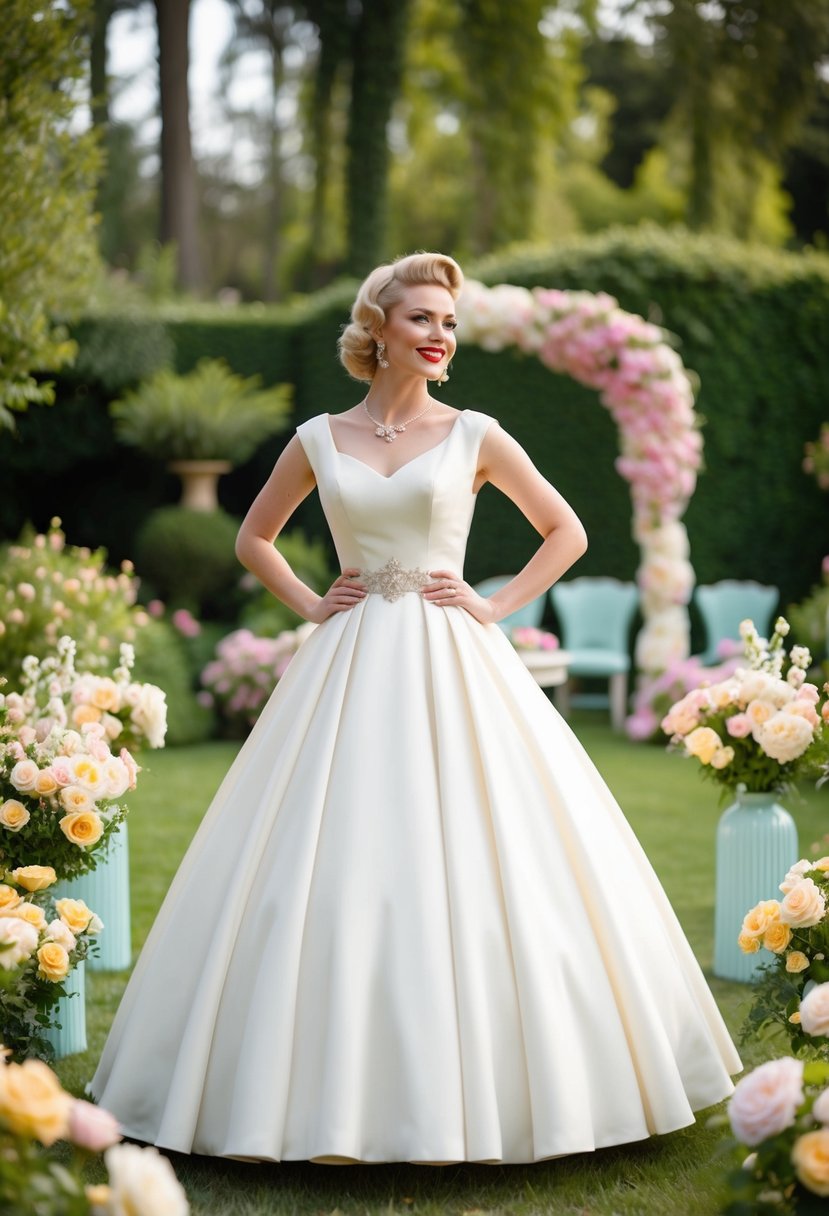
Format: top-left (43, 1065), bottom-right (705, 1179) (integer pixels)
top-left (90, 409), bottom-right (740, 1163)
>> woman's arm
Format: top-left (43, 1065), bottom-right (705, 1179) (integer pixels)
top-left (235, 435), bottom-right (367, 624)
top-left (424, 423), bottom-right (588, 624)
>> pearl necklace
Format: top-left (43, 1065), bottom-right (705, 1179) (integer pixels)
top-left (363, 398), bottom-right (434, 443)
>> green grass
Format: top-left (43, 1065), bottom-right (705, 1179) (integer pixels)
top-left (54, 718), bottom-right (828, 1215)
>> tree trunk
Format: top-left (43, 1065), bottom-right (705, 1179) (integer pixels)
top-left (154, 0), bottom-right (201, 291)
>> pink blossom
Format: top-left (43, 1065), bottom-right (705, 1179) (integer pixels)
top-left (726, 714), bottom-right (752, 738)
top-left (69, 1100), bottom-right (122, 1150)
top-left (729, 1057), bottom-right (804, 1145)
top-left (147, 599), bottom-right (165, 618)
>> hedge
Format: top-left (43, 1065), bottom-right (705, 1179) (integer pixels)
top-left (1, 228), bottom-right (827, 640)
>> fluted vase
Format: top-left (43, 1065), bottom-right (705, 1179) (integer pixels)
top-left (69, 820), bottom-right (132, 971)
top-left (42, 961), bottom-right (86, 1059)
top-left (714, 789), bottom-right (798, 982)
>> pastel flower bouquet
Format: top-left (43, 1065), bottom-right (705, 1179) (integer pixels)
top-left (0, 1048), bottom-right (189, 1215)
top-left (509, 626), bottom-right (560, 651)
top-left (200, 623), bottom-right (316, 735)
top-left (0, 637), bottom-right (166, 880)
top-left (662, 618), bottom-right (829, 796)
top-left (0, 867), bottom-right (102, 1060)
top-left (720, 1056), bottom-right (829, 1212)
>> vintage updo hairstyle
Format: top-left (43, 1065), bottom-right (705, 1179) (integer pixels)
top-left (338, 252), bottom-right (463, 382)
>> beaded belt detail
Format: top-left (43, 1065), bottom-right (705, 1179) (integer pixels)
top-left (356, 557), bottom-right (431, 603)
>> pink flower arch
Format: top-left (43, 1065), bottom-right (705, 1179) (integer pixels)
top-left (456, 282), bottom-right (702, 672)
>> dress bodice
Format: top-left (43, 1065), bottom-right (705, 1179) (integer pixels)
top-left (296, 410), bottom-right (495, 577)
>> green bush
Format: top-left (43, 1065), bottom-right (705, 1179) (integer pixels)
top-left (132, 618), bottom-right (214, 746)
top-left (0, 519), bottom-right (147, 689)
top-left (239, 528), bottom-right (335, 636)
top-left (134, 507), bottom-right (242, 616)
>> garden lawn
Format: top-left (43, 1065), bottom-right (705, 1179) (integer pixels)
top-left (55, 716), bottom-right (827, 1216)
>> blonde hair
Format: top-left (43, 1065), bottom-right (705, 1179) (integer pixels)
top-left (338, 252), bottom-right (463, 382)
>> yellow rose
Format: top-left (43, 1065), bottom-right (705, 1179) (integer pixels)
top-left (72, 703), bottom-right (102, 726)
top-left (0, 1058), bottom-right (71, 1145)
top-left (0, 885), bottom-right (21, 912)
top-left (54, 898), bottom-right (94, 935)
top-left (10, 902), bottom-right (47, 931)
top-left (11, 865), bottom-right (57, 893)
top-left (790, 1011), bottom-right (803, 1024)
top-left (91, 679), bottom-right (120, 712)
top-left (59, 811), bottom-right (104, 848)
top-left (814, 857), bottom-right (829, 872)
top-left (86, 1184), bottom-right (113, 1209)
top-left (33, 769), bottom-right (59, 797)
top-left (763, 922), bottom-right (793, 954)
top-left (738, 931), bottom-right (762, 954)
top-left (742, 900), bottom-right (781, 938)
top-left (0, 799), bottom-right (30, 831)
top-left (787, 950), bottom-right (811, 973)
top-left (684, 726), bottom-right (723, 765)
top-left (37, 941), bottom-right (70, 982)
top-left (792, 1129), bottom-right (829, 1196)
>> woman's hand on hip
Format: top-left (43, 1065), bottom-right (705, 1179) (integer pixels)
top-left (422, 570), bottom-right (497, 625)
top-left (307, 569), bottom-right (367, 623)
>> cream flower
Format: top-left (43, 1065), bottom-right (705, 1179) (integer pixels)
top-left (813, 1089), bottom-right (829, 1125)
top-left (129, 684), bottom-right (168, 749)
top-left (780, 878), bottom-right (826, 928)
top-left (0, 916), bottom-right (39, 968)
top-left (0, 1058), bottom-right (72, 1145)
top-left (104, 1143), bottom-right (190, 1216)
top-left (684, 726), bottom-right (723, 765)
top-left (9, 759), bottom-right (39, 792)
top-left (792, 1129), bottom-right (829, 1196)
top-left (10, 902), bottom-right (47, 931)
top-left (756, 712), bottom-right (815, 763)
top-left (781, 858), bottom-right (818, 894)
top-left (728, 1056), bottom-right (804, 1146)
top-left (0, 885), bottom-right (21, 912)
top-left (0, 799), bottom-right (30, 831)
top-left (45, 918), bottom-right (76, 952)
top-left (801, 983), bottom-right (829, 1038)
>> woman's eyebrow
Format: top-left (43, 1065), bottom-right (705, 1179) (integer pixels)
top-left (406, 306), bottom-right (457, 319)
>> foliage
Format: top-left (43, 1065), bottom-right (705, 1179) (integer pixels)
top-left (0, 521), bottom-right (148, 691)
top-left (0, 1050), bottom-right (189, 1214)
top-left (110, 357), bottom-right (292, 463)
top-left (721, 1057), bottom-right (829, 1214)
top-left (0, 0), bottom-right (102, 424)
top-left (133, 506), bottom-right (242, 616)
top-left (803, 425), bottom-right (829, 492)
top-left (0, 872), bottom-right (102, 1063)
top-left (238, 528), bottom-right (335, 636)
top-left (69, 310), bottom-right (174, 394)
top-left (663, 618), bottom-right (829, 796)
top-left (200, 624), bottom-right (316, 736)
top-left (788, 561), bottom-right (829, 661)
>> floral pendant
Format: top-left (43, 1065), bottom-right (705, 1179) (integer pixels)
top-left (375, 424), bottom-right (405, 443)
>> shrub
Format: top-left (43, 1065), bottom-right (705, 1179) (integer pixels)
top-left (133, 507), bottom-right (242, 617)
top-left (0, 520), bottom-right (147, 690)
top-left (200, 624), bottom-right (316, 737)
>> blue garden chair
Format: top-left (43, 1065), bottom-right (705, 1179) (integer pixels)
top-left (695, 580), bottom-right (778, 664)
top-left (473, 576), bottom-right (546, 636)
top-left (549, 577), bottom-right (638, 731)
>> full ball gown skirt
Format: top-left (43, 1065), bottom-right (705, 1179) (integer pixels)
top-left (90, 410), bottom-right (741, 1163)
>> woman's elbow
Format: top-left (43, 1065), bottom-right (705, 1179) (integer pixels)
top-left (572, 520), bottom-right (588, 559)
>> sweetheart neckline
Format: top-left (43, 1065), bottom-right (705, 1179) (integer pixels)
top-left (325, 410), bottom-right (468, 480)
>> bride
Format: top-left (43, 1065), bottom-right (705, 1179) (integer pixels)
top-left (90, 251), bottom-right (740, 1165)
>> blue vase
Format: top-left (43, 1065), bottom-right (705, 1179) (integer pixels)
top-left (68, 821), bottom-right (132, 971)
top-left (714, 790), bottom-right (798, 982)
top-left (42, 961), bottom-right (87, 1059)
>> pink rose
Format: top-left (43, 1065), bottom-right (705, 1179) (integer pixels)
top-left (726, 713), bottom-right (752, 738)
top-left (69, 1099), bottom-right (122, 1151)
top-left (729, 1057), bottom-right (804, 1145)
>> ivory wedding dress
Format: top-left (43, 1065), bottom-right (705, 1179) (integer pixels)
top-left (90, 409), bottom-right (740, 1164)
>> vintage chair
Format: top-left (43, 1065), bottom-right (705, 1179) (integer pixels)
top-left (473, 576), bottom-right (546, 635)
top-left (549, 577), bottom-right (639, 731)
top-left (695, 580), bottom-right (779, 664)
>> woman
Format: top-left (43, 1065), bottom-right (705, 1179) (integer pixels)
top-left (90, 252), bottom-right (740, 1165)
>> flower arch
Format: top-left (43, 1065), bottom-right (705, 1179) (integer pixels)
top-left (456, 282), bottom-right (702, 673)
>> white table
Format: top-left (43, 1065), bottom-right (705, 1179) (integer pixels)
top-left (516, 648), bottom-right (571, 689)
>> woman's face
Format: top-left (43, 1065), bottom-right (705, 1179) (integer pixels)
top-left (378, 283), bottom-right (457, 380)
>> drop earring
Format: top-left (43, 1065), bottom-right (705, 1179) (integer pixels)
top-left (438, 361), bottom-right (452, 385)
top-left (376, 341), bottom-right (389, 369)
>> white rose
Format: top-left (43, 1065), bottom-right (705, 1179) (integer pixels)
top-left (738, 671), bottom-right (776, 705)
top-left (756, 712), bottom-right (814, 763)
top-left (801, 984), bottom-right (829, 1038)
top-left (781, 859), bottom-right (818, 894)
top-left (45, 919), bottom-right (77, 952)
top-left (129, 684), bottom-right (168, 749)
top-left (9, 759), bottom-right (39, 792)
top-left (780, 878), bottom-right (826, 928)
top-left (103, 757), bottom-right (130, 799)
top-left (0, 916), bottom-right (39, 968)
top-left (104, 1143), bottom-right (190, 1216)
top-left (813, 1089), bottom-right (829, 1124)
top-left (728, 1057), bottom-right (804, 1146)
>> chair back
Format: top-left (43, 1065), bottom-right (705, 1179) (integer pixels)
top-left (695, 580), bottom-right (779, 662)
top-left (549, 577), bottom-right (638, 652)
top-left (473, 576), bottom-right (546, 635)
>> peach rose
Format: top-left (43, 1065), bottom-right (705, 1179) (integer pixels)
top-left (780, 878), bottom-right (826, 928)
top-left (8, 901), bottom-right (46, 931)
top-left (787, 951), bottom-right (811, 973)
top-left (91, 678), bottom-right (121, 713)
top-left (742, 900), bottom-right (781, 938)
top-left (72, 703), bottom-right (102, 727)
top-left (801, 983), bottom-right (829, 1038)
top-left (0, 799), bottom-right (30, 831)
top-left (0, 885), bottom-right (21, 912)
top-left (746, 699), bottom-right (775, 731)
top-left (33, 769), bottom-right (60, 797)
top-left (763, 921), bottom-right (793, 953)
top-left (710, 745), bottom-right (735, 770)
top-left (59, 810), bottom-right (104, 848)
top-left (728, 1056), bottom-right (804, 1146)
top-left (11, 865), bottom-right (57, 893)
top-left (792, 1129), bottom-right (829, 1196)
top-left (9, 759), bottom-right (39, 792)
top-left (68, 1099), bottom-right (121, 1150)
top-left (738, 931), bottom-right (762, 954)
top-left (54, 898), bottom-right (94, 935)
top-left (684, 726), bottom-right (723, 765)
top-left (59, 785), bottom-right (95, 814)
top-left (37, 941), bottom-right (70, 982)
top-left (0, 1058), bottom-right (72, 1145)
top-left (102, 712), bottom-right (123, 741)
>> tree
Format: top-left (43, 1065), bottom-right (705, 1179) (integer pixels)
top-left (155, 0), bottom-right (202, 291)
top-left (0, 0), bottom-right (102, 426)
